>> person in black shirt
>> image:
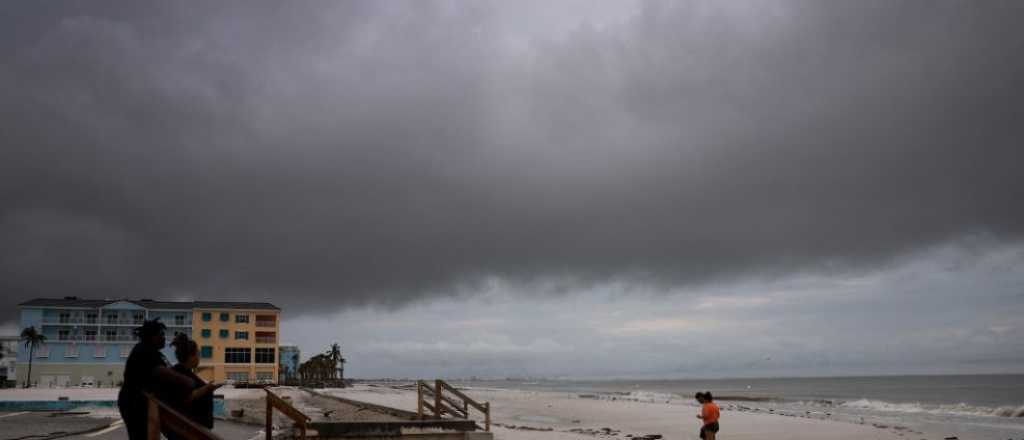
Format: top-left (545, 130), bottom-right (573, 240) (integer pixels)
top-left (117, 319), bottom-right (193, 440)
top-left (166, 334), bottom-right (222, 434)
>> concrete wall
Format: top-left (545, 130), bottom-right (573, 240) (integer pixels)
top-left (15, 362), bottom-right (124, 388)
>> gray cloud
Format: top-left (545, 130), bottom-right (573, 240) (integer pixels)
top-left (2, 1), bottom-right (1024, 324)
top-left (286, 242), bottom-right (1024, 377)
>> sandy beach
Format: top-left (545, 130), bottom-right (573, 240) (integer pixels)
top-left (0, 385), bottom-right (977, 440)
top-left (319, 384), bottom-right (922, 440)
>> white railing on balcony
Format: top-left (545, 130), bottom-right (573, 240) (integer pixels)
top-left (43, 317), bottom-right (149, 325)
top-left (102, 319), bottom-right (145, 325)
top-left (101, 335), bottom-right (139, 342)
top-left (255, 320), bottom-right (276, 328)
top-left (255, 336), bottom-right (276, 344)
top-left (47, 334), bottom-right (139, 342)
top-left (42, 318), bottom-right (85, 325)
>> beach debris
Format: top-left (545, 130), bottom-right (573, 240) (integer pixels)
top-left (50, 411), bottom-right (91, 417)
top-left (565, 427), bottom-right (624, 437)
top-left (494, 423), bottom-right (553, 432)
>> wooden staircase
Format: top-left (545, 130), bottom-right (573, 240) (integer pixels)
top-left (416, 380), bottom-right (491, 431)
top-left (143, 391), bottom-right (223, 440)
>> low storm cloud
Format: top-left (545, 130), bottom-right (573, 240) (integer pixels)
top-left (2, 1), bottom-right (1023, 374)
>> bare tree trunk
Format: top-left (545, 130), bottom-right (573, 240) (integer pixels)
top-left (26, 345), bottom-right (34, 388)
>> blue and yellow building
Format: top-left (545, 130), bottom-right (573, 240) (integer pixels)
top-left (17, 297), bottom-right (280, 387)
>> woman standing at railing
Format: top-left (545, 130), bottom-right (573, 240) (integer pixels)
top-left (118, 319), bottom-right (194, 440)
top-left (166, 334), bottom-right (222, 435)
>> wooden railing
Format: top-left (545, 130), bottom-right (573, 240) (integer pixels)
top-left (143, 392), bottom-right (223, 440)
top-left (417, 380), bottom-right (490, 431)
top-left (265, 389), bottom-right (313, 440)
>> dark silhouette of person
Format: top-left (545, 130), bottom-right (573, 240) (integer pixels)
top-left (117, 319), bottom-right (193, 440)
top-left (165, 334), bottom-right (222, 436)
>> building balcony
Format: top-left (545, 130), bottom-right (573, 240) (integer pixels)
top-left (101, 335), bottom-right (139, 342)
top-left (41, 318), bottom-right (87, 325)
top-left (42, 318), bottom-right (150, 326)
top-left (49, 335), bottom-right (139, 343)
top-left (255, 337), bottom-right (276, 344)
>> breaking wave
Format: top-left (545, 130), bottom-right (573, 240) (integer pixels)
top-left (577, 390), bottom-right (684, 404)
top-left (832, 399), bottom-right (1024, 418)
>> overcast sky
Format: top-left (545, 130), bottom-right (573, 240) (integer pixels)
top-left (2, 0), bottom-right (1023, 377)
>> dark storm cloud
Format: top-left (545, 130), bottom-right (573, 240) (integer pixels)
top-left (2, 0), bottom-right (1023, 322)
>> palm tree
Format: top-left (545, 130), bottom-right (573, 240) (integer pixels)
top-left (20, 327), bottom-right (46, 388)
top-left (327, 343), bottom-right (342, 379)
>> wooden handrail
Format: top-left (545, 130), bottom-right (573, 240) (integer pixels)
top-left (265, 389), bottom-right (312, 440)
top-left (142, 392), bottom-right (224, 440)
top-left (419, 382), bottom-right (468, 417)
top-left (416, 380), bottom-right (490, 431)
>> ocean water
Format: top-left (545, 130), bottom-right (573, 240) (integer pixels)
top-left (455, 375), bottom-right (1024, 440)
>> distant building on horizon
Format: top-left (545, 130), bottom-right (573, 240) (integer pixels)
top-left (17, 297), bottom-right (281, 387)
top-left (279, 344), bottom-right (300, 383)
top-left (0, 335), bottom-right (18, 386)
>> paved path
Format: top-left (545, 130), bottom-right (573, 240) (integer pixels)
top-left (0, 411), bottom-right (263, 440)
top-left (65, 419), bottom-right (263, 440)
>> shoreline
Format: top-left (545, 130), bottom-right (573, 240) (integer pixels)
top-left (321, 384), bottom-right (923, 440)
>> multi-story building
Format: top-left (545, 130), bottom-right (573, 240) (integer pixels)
top-left (0, 335), bottom-right (18, 387)
top-left (278, 344), bottom-right (301, 383)
top-left (16, 297), bottom-right (280, 387)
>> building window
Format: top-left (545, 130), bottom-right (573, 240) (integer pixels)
top-left (58, 330), bottom-right (70, 341)
top-left (202, 312), bottom-right (212, 322)
top-left (66, 345), bottom-right (79, 358)
top-left (235, 331), bottom-right (249, 340)
top-left (220, 312), bottom-right (229, 322)
top-left (85, 330), bottom-right (97, 341)
top-left (255, 372), bottom-right (274, 382)
top-left (255, 348), bottom-right (275, 364)
top-left (132, 313), bottom-right (144, 324)
top-left (106, 313), bottom-right (119, 324)
top-left (225, 347), bottom-right (251, 364)
top-left (120, 345), bottom-right (132, 358)
top-left (226, 372), bottom-right (250, 382)
top-left (201, 346), bottom-right (214, 359)
top-left (175, 315), bottom-right (186, 326)
top-left (255, 315), bottom-right (276, 327)
top-left (59, 312), bottom-right (71, 323)
top-left (104, 330), bottom-right (118, 341)
top-left (86, 313), bottom-right (98, 324)
top-left (95, 345), bottom-right (106, 358)
top-left (255, 332), bottom-right (276, 344)
top-left (201, 329), bottom-right (211, 338)
top-left (235, 314), bottom-right (250, 324)
top-left (219, 329), bottom-right (229, 338)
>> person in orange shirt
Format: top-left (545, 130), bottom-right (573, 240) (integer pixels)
top-left (695, 391), bottom-right (720, 440)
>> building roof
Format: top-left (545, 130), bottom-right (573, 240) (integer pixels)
top-left (18, 297), bottom-right (279, 310)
